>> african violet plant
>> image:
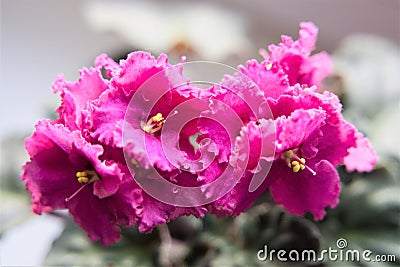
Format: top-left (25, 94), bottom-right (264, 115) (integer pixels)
top-left (21, 22), bottom-right (377, 246)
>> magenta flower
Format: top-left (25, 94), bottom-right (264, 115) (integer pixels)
top-left (208, 43), bottom-right (376, 220)
top-left (258, 21), bottom-right (333, 87)
top-left (21, 120), bottom-right (140, 246)
top-left (238, 23), bottom-right (332, 104)
top-left (22, 51), bottom-right (208, 243)
top-left (20, 21), bottom-right (378, 246)
top-left (241, 85), bottom-right (376, 220)
top-left (190, 22), bottom-right (375, 219)
top-left (267, 107), bottom-right (341, 220)
top-left (89, 52), bottom-right (211, 232)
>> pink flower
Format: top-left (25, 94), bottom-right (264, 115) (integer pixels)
top-left (238, 85), bottom-right (376, 220)
top-left (21, 21), bottom-right (378, 245)
top-left (90, 52), bottom-right (210, 232)
top-left (200, 73), bottom-right (276, 217)
top-left (267, 86), bottom-right (376, 169)
top-left (207, 62), bottom-right (377, 220)
top-left (268, 107), bottom-right (341, 220)
top-left (22, 51), bottom-right (209, 243)
top-left (259, 22), bottom-right (333, 88)
top-left (21, 120), bottom-right (140, 246)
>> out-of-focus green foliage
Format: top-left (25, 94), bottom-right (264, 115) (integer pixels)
top-left (1, 135), bottom-right (32, 236)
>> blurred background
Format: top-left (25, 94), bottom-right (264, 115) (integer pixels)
top-left (1, 0), bottom-right (399, 266)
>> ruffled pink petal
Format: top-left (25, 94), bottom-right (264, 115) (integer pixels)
top-left (136, 192), bottom-right (176, 233)
top-left (208, 168), bottom-right (276, 217)
top-left (60, 167), bottom-right (139, 246)
top-left (316, 120), bottom-right (356, 166)
top-left (67, 187), bottom-right (121, 246)
top-left (269, 159), bottom-right (340, 220)
top-left (85, 87), bottom-right (128, 147)
top-left (124, 129), bottom-right (177, 173)
top-left (24, 120), bottom-right (77, 156)
top-left (231, 119), bottom-right (275, 171)
top-left (239, 59), bottom-right (290, 99)
top-left (21, 121), bottom-right (87, 213)
top-left (275, 108), bottom-right (326, 153)
top-left (94, 53), bottom-right (120, 78)
top-left (263, 22), bottom-right (332, 87)
top-left (87, 71), bottom-right (191, 150)
top-left (92, 160), bottom-right (123, 198)
top-left (213, 71), bottom-right (272, 120)
top-left (302, 52), bottom-right (333, 87)
top-left (105, 174), bottom-right (143, 227)
top-left (197, 117), bottom-right (231, 164)
top-left (298, 21), bottom-right (318, 54)
top-left (169, 206), bottom-right (207, 221)
top-left (197, 89), bottom-right (252, 165)
top-left (53, 67), bottom-right (110, 130)
top-left (136, 190), bottom-right (207, 233)
top-left (269, 88), bottom-right (357, 165)
top-left (195, 160), bottom-right (226, 184)
top-left (22, 147), bottom-right (79, 214)
top-left (22, 120), bottom-right (137, 245)
top-left (343, 131), bottom-right (377, 172)
top-left (111, 51), bottom-right (172, 97)
top-left (268, 88), bottom-right (342, 120)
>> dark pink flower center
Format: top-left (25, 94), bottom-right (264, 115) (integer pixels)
top-left (65, 170), bottom-right (100, 202)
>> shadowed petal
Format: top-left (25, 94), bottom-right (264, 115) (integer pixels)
top-left (269, 159), bottom-right (340, 220)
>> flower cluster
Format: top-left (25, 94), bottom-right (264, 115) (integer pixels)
top-left (21, 22), bottom-right (377, 245)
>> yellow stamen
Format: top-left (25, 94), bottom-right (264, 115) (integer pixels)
top-left (75, 170), bottom-right (95, 183)
top-left (284, 150), bottom-right (295, 167)
top-left (78, 177), bottom-right (89, 183)
top-left (284, 150), bottom-right (316, 175)
top-left (65, 170), bottom-right (100, 202)
top-left (152, 113), bottom-right (164, 123)
top-left (266, 63), bottom-right (273, 71)
top-left (131, 158), bottom-right (139, 167)
top-left (141, 113), bottom-right (165, 134)
top-left (291, 160), bottom-right (299, 166)
top-left (292, 163), bottom-right (301, 173)
top-left (299, 158), bottom-right (306, 170)
top-left (291, 160), bottom-right (304, 173)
